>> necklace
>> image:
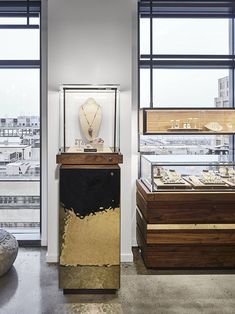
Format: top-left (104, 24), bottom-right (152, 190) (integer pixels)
top-left (81, 105), bottom-right (100, 138)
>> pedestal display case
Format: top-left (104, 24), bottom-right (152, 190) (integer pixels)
top-left (57, 85), bottom-right (122, 292)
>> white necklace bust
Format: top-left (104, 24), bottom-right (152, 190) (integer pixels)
top-left (79, 98), bottom-right (102, 142)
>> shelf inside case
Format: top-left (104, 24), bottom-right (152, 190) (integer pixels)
top-left (139, 108), bottom-right (235, 135)
top-left (140, 155), bottom-right (235, 192)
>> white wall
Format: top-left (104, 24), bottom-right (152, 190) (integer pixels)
top-left (46, 0), bottom-right (137, 262)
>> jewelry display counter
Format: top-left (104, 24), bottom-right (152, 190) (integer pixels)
top-left (137, 155), bottom-right (235, 268)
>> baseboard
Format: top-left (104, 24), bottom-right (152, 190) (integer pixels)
top-left (41, 237), bottom-right (47, 247)
top-left (46, 252), bottom-right (133, 263)
top-left (46, 252), bottom-right (58, 263)
top-left (132, 238), bottom-right (138, 247)
top-left (121, 253), bottom-right (133, 262)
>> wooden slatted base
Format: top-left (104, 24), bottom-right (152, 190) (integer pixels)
top-left (136, 180), bottom-right (235, 269)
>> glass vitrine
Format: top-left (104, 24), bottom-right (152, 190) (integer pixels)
top-left (141, 154), bottom-right (235, 192)
top-left (139, 108), bottom-right (235, 135)
top-left (59, 85), bottom-right (120, 153)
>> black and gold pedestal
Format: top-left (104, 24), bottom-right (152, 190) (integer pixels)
top-left (57, 152), bottom-right (123, 292)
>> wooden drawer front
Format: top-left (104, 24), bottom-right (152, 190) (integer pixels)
top-left (136, 191), bottom-right (148, 220)
top-left (137, 206), bottom-right (235, 245)
top-left (137, 226), bottom-right (235, 268)
top-left (146, 201), bottom-right (235, 224)
top-left (137, 189), bottom-right (235, 224)
top-left (57, 152), bottom-right (123, 165)
top-left (147, 230), bottom-right (235, 245)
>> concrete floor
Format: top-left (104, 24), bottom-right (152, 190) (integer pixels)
top-left (0, 248), bottom-right (235, 314)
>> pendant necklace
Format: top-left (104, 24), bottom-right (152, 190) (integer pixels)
top-left (81, 105), bottom-right (100, 138)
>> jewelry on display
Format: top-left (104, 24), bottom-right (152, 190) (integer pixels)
top-left (188, 118), bottom-right (192, 128)
top-left (193, 118), bottom-right (198, 129)
top-left (175, 120), bottom-right (180, 129)
top-left (75, 138), bottom-right (83, 148)
top-left (201, 170), bottom-right (224, 184)
top-left (228, 168), bottom-right (235, 176)
top-left (162, 169), bottom-right (183, 184)
top-left (219, 166), bottom-right (229, 177)
top-left (81, 104), bottom-right (101, 138)
top-left (154, 167), bottom-right (163, 178)
top-left (226, 122), bottom-right (233, 131)
top-left (204, 122), bottom-right (223, 132)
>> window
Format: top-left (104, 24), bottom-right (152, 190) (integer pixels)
top-left (0, 1), bottom-right (41, 240)
top-left (138, 0), bottom-right (235, 156)
top-left (139, 2), bottom-right (234, 108)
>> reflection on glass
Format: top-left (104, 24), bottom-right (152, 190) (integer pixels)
top-left (153, 18), bottom-right (229, 55)
top-left (153, 69), bottom-right (230, 108)
top-left (0, 28), bottom-right (39, 59)
top-left (140, 68), bottom-right (150, 108)
top-left (140, 18), bottom-right (150, 55)
top-left (140, 134), bottom-right (232, 158)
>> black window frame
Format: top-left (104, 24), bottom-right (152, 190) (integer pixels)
top-left (138, 0), bottom-right (235, 156)
top-left (0, 0), bottom-right (41, 244)
top-left (138, 0), bottom-right (235, 108)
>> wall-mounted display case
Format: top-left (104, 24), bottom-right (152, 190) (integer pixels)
top-left (139, 108), bottom-right (235, 135)
top-left (141, 155), bottom-right (235, 192)
top-left (59, 85), bottom-right (120, 153)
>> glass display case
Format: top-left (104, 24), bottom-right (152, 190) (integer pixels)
top-left (139, 108), bottom-right (235, 134)
top-left (141, 154), bottom-right (235, 192)
top-left (59, 85), bottom-right (120, 153)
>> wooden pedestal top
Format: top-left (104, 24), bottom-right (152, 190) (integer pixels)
top-left (56, 152), bottom-right (123, 165)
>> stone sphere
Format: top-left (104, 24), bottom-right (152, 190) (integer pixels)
top-left (0, 229), bottom-right (18, 277)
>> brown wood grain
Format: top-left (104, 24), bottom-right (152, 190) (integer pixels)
top-left (61, 165), bottom-right (120, 170)
top-left (136, 179), bottom-right (235, 268)
top-left (137, 190), bottom-right (235, 224)
top-left (147, 230), bottom-right (235, 244)
top-left (136, 208), bottom-right (147, 239)
top-left (137, 226), bottom-right (235, 268)
top-left (56, 152), bottom-right (123, 165)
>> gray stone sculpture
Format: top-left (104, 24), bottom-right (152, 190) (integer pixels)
top-left (0, 229), bottom-right (18, 276)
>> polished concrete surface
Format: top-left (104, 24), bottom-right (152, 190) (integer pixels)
top-left (0, 248), bottom-right (235, 314)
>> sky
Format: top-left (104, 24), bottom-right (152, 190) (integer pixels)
top-left (140, 18), bottom-right (230, 108)
top-left (0, 17), bottom-right (230, 116)
top-left (0, 19), bottom-right (40, 117)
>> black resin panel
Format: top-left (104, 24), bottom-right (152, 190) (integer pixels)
top-left (60, 168), bottom-right (120, 217)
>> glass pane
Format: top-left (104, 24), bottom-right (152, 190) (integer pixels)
top-left (153, 69), bottom-right (230, 108)
top-left (140, 68), bottom-right (150, 108)
top-left (0, 69), bottom-right (40, 236)
top-left (0, 17), bottom-right (27, 25)
top-left (140, 134), bottom-right (233, 160)
top-left (30, 17), bottom-right (40, 25)
top-left (0, 26), bottom-right (39, 60)
top-left (140, 18), bottom-right (150, 55)
top-left (153, 18), bottom-right (230, 55)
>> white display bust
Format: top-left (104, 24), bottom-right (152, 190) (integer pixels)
top-left (79, 98), bottom-right (102, 142)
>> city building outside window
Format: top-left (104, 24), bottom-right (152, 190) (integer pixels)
top-left (0, 1), bottom-right (41, 241)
